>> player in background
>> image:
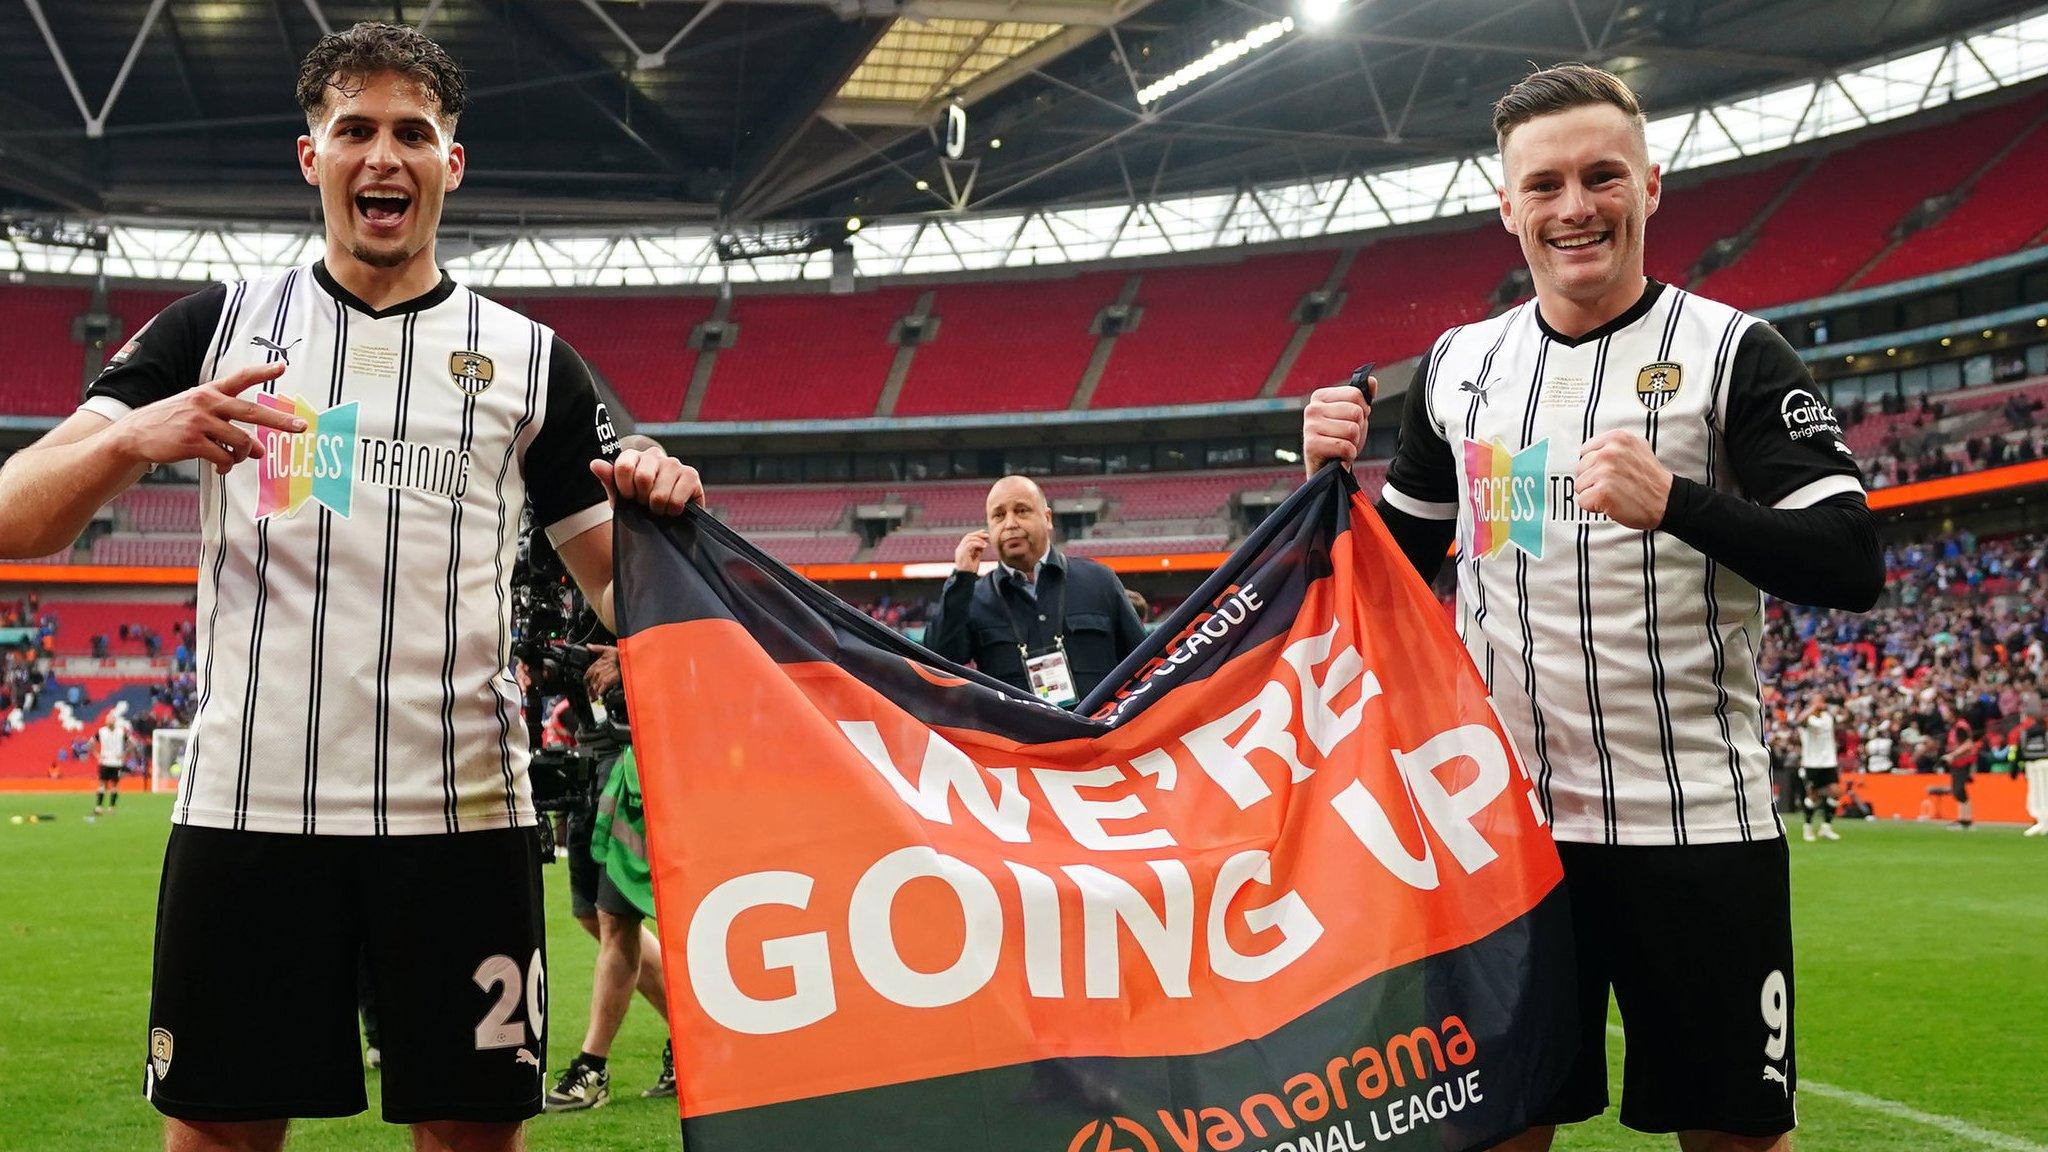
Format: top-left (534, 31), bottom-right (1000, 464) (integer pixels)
top-left (1798, 696), bottom-right (1842, 842)
top-left (1303, 64), bottom-right (1880, 1152)
top-left (2014, 713), bottom-right (2048, 836)
top-left (1943, 716), bottom-right (1980, 830)
top-left (94, 706), bottom-right (133, 815)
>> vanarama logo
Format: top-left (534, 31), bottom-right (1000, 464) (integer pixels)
top-left (1462, 438), bottom-right (1548, 559)
top-left (1069, 1117), bottom-right (1160, 1152)
top-left (252, 393), bottom-right (474, 519)
top-left (1063, 1017), bottom-right (1482, 1152)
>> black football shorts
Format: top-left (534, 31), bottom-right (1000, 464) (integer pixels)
top-left (1530, 836), bottom-right (1797, 1137)
top-left (145, 823), bottom-right (548, 1124)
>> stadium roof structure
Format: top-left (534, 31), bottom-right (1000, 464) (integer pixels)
top-left (4, 0), bottom-right (2048, 285)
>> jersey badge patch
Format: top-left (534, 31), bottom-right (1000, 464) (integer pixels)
top-left (450, 350), bottom-right (495, 395)
top-left (1635, 361), bottom-right (1682, 410)
top-left (150, 1027), bottom-right (174, 1079)
top-left (1462, 437), bottom-right (1549, 560)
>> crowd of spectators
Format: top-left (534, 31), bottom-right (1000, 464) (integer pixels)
top-left (1848, 388), bottom-right (2048, 488)
top-left (1761, 527), bottom-right (2048, 782)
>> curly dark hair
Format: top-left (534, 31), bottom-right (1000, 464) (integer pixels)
top-left (296, 21), bottom-right (466, 130)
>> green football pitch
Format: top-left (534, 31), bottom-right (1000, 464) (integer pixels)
top-left (2, 791), bottom-right (2042, 1152)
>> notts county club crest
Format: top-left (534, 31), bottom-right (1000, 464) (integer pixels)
top-left (150, 1027), bottom-right (174, 1079)
top-left (1635, 361), bottom-right (1682, 410)
top-left (450, 350), bottom-right (495, 395)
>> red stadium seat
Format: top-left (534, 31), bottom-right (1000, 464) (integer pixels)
top-left (698, 288), bottom-right (923, 421)
top-left (1092, 252), bottom-right (1335, 408)
top-left (1644, 159), bottom-right (1804, 286)
top-left (1861, 114), bottom-right (2048, 286)
top-left (0, 286), bottom-right (92, 416)
top-left (1283, 227), bottom-right (1521, 395)
top-left (895, 274), bottom-right (1123, 416)
top-left (1697, 92), bottom-right (2047, 309)
top-left (520, 295), bottom-right (715, 423)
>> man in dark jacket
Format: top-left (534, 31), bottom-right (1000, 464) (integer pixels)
top-left (926, 475), bottom-right (1146, 705)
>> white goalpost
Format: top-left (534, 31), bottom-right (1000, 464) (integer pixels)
top-left (149, 728), bottom-right (192, 794)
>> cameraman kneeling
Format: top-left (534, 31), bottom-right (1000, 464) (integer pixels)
top-left (547, 643), bottom-right (675, 1110)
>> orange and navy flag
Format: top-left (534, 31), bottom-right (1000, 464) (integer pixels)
top-left (616, 466), bottom-right (1574, 1152)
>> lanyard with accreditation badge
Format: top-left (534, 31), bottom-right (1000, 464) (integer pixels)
top-left (1000, 565), bottom-right (1076, 708)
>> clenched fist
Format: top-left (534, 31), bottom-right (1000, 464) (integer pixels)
top-left (1302, 379), bottom-right (1374, 477)
top-left (1576, 430), bottom-right (1673, 530)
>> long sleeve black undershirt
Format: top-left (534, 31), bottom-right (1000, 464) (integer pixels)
top-left (1373, 482), bottom-right (1883, 612)
top-left (1658, 478), bottom-right (1882, 611)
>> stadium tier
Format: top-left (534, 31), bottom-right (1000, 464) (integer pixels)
top-left (1697, 89), bottom-right (2048, 309)
top-left (695, 287), bottom-right (924, 421)
top-left (6, 91), bottom-right (2048, 427)
top-left (36, 601), bottom-right (191, 658)
top-left (892, 274), bottom-right (1125, 415)
top-left (1, 285), bottom-right (92, 417)
top-left (518, 294), bottom-right (716, 423)
top-left (1641, 158), bottom-right (1804, 287)
top-left (1283, 226), bottom-right (1524, 394)
top-left (1091, 252), bottom-right (1336, 407)
top-left (1859, 111), bottom-right (2048, 287)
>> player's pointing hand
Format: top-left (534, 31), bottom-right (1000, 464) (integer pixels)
top-left (591, 438), bottom-right (703, 516)
top-left (1575, 429), bottom-right (1674, 530)
top-left (113, 360), bottom-right (299, 476)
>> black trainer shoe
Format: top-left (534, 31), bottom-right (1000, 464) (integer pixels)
top-left (544, 1060), bottom-right (610, 1112)
top-left (643, 1040), bottom-right (676, 1098)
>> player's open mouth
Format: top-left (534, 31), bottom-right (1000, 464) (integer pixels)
top-left (354, 190), bottom-right (412, 231)
top-left (1546, 230), bottom-right (1610, 252)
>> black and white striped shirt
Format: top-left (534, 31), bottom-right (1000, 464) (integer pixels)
top-left (82, 261), bottom-right (614, 835)
top-left (1381, 281), bottom-right (1864, 845)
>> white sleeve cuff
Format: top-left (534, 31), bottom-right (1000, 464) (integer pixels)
top-left (1380, 483), bottom-right (1459, 521)
top-left (543, 501), bottom-right (613, 548)
top-left (79, 396), bottom-right (133, 422)
top-left (1771, 474), bottom-right (1865, 511)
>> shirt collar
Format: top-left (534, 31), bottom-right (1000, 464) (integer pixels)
top-left (1000, 547), bottom-right (1064, 587)
top-left (1533, 278), bottom-right (1665, 348)
top-left (312, 259), bottom-right (458, 320)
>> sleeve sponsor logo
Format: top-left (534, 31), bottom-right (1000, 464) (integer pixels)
top-left (594, 401), bottom-right (620, 458)
top-left (1779, 388), bottom-right (1844, 443)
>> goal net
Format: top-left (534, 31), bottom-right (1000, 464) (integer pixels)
top-left (150, 728), bottom-right (192, 794)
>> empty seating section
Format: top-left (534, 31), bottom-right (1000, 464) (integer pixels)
top-left (1, 285), bottom-right (91, 416)
top-left (869, 531), bottom-right (966, 564)
top-left (698, 288), bottom-right (922, 421)
top-left (894, 275), bottom-right (1122, 415)
top-left (1698, 93), bottom-right (2045, 309)
top-left (752, 533), bottom-right (862, 565)
top-left (114, 486), bottom-right (202, 534)
top-left (1643, 160), bottom-right (1802, 285)
top-left (1861, 118), bottom-right (2048, 286)
top-left (1067, 535), bottom-right (1229, 558)
top-left (519, 295), bottom-right (714, 422)
top-left (1283, 227), bottom-right (1521, 395)
top-left (711, 486), bottom-right (853, 532)
top-left (1092, 253), bottom-right (1334, 409)
top-left (108, 288), bottom-right (193, 366)
top-left (40, 600), bottom-right (194, 656)
top-left (89, 535), bottom-right (201, 568)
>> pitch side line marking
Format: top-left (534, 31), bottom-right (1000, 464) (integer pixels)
top-left (1605, 1026), bottom-right (2044, 1151)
